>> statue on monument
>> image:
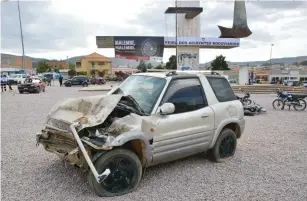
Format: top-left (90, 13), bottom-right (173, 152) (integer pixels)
top-left (218, 0), bottom-right (252, 38)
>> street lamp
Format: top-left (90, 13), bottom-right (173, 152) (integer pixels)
top-left (2, 0), bottom-right (26, 72)
top-left (270, 44), bottom-right (274, 66)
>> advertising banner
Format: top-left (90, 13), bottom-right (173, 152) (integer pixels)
top-left (114, 36), bottom-right (164, 61)
top-left (164, 37), bottom-right (240, 48)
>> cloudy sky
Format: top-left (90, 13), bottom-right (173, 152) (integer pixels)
top-left (1, 0), bottom-right (307, 63)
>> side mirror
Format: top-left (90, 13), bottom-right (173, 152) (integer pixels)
top-left (159, 103), bottom-right (175, 115)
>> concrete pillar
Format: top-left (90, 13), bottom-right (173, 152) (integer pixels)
top-left (176, 1), bottom-right (200, 71)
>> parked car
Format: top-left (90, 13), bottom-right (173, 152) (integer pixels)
top-left (18, 77), bottom-right (46, 93)
top-left (36, 71), bottom-right (245, 197)
top-left (63, 76), bottom-right (89, 87)
top-left (303, 81), bottom-right (307, 87)
top-left (8, 74), bottom-right (26, 84)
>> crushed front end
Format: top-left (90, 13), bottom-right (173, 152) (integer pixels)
top-left (36, 94), bottom-right (148, 174)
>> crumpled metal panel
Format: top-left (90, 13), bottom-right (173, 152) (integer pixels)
top-left (46, 94), bottom-right (123, 130)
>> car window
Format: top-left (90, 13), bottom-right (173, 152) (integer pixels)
top-left (207, 77), bottom-right (237, 102)
top-left (161, 78), bottom-right (207, 114)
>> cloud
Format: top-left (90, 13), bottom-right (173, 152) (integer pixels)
top-left (1, 0), bottom-right (307, 63)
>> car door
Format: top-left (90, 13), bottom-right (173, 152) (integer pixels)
top-left (71, 77), bottom-right (79, 85)
top-left (152, 78), bottom-right (215, 165)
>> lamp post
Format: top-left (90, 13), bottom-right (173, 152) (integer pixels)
top-left (270, 44), bottom-right (274, 66)
top-left (2, 0), bottom-right (26, 72)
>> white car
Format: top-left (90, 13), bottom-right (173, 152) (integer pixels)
top-left (303, 81), bottom-right (307, 87)
top-left (8, 74), bottom-right (26, 84)
top-left (36, 71), bottom-right (246, 197)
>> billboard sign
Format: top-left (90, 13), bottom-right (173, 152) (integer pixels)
top-left (113, 36), bottom-right (164, 61)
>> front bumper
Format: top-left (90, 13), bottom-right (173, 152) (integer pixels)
top-left (18, 86), bottom-right (37, 91)
top-left (238, 118), bottom-right (246, 135)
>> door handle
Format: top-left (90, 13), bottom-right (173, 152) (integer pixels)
top-left (201, 114), bottom-right (209, 118)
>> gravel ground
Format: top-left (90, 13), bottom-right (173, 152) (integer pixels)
top-left (1, 84), bottom-right (307, 201)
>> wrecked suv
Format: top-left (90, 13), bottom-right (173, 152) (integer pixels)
top-left (36, 71), bottom-right (245, 197)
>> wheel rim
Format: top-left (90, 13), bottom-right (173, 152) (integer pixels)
top-left (101, 157), bottom-right (134, 193)
top-left (294, 100), bottom-right (306, 111)
top-left (219, 136), bottom-right (235, 158)
top-left (273, 100), bottom-right (283, 109)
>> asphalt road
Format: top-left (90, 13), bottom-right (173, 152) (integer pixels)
top-left (1, 84), bottom-right (307, 201)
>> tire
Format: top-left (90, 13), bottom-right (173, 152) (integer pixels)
top-left (87, 148), bottom-right (142, 197)
top-left (43, 87), bottom-right (45, 92)
top-left (36, 87), bottom-right (40, 93)
top-left (82, 83), bottom-right (88, 87)
top-left (208, 128), bottom-right (237, 163)
top-left (244, 99), bottom-right (252, 105)
top-left (272, 99), bottom-right (284, 110)
top-left (65, 83), bottom-right (72, 87)
top-left (19, 90), bottom-right (23, 94)
top-left (293, 98), bottom-right (307, 111)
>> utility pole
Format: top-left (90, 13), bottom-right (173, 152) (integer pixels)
top-left (175, 0), bottom-right (178, 70)
top-left (270, 44), bottom-right (274, 66)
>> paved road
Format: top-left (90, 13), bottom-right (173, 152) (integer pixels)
top-left (1, 85), bottom-right (307, 201)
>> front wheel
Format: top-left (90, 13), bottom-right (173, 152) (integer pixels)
top-left (244, 99), bottom-right (252, 105)
top-left (293, 98), bottom-right (307, 111)
top-left (208, 128), bottom-right (237, 163)
top-left (87, 149), bottom-right (142, 197)
top-left (272, 99), bottom-right (284, 110)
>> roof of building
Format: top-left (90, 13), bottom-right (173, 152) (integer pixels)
top-left (82, 52), bottom-right (111, 62)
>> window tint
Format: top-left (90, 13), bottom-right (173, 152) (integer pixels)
top-left (162, 78), bottom-right (207, 114)
top-left (207, 77), bottom-right (237, 102)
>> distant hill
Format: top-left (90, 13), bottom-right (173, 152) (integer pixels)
top-left (2, 53), bottom-right (307, 69)
top-left (228, 56), bottom-right (307, 66)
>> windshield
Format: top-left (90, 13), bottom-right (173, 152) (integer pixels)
top-left (113, 75), bottom-right (166, 114)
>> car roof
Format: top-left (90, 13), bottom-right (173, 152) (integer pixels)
top-left (132, 72), bottom-right (167, 78)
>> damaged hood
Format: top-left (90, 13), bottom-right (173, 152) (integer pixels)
top-left (45, 94), bottom-right (123, 130)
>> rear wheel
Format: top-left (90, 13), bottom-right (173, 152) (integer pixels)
top-left (19, 90), bottom-right (23, 94)
top-left (293, 98), bottom-right (306, 111)
top-left (87, 148), bottom-right (142, 197)
top-left (208, 128), bottom-right (237, 163)
top-left (82, 82), bottom-right (88, 87)
top-left (272, 99), bottom-right (284, 110)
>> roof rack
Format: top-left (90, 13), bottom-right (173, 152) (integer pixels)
top-left (166, 71), bottom-right (177, 76)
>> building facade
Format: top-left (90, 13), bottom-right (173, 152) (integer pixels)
top-left (75, 52), bottom-right (112, 76)
top-left (1, 54), bottom-right (33, 71)
top-left (45, 61), bottom-right (69, 69)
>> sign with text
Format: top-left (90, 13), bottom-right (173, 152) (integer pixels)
top-left (164, 37), bottom-right (240, 48)
top-left (114, 36), bottom-right (164, 61)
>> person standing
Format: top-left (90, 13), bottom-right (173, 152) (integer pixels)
top-left (59, 74), bottom-right (63, 87)
top-left (1, 74), bottom-right (8, 92)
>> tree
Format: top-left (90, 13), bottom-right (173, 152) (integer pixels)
top-left (137, 60), bottom-right (147, 72)
top-left (68, 69), bottom-right (76, 77)
top-left (90, 69), bottom-right (96, 76)
top-left (69, 64), bottom-right (75, 70)
top-left (210, 55), bottom-right (230, 70)
top-left (300, 60), bottom-right (307, 66)
top-left (165, 55), bottom-right (176, 70)
top-left (36, 61), bottom-right (51, 73)
top-left (155, 64), bottom-right (164, 69)
top-left (98, 71), bottom-right (105, 77)
top-left (147, 63), bottom-right (153, 69)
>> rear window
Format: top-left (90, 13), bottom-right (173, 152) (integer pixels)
top-left (207, 77), bottom-right (237, 102)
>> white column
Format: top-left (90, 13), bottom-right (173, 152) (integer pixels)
top-left (176, 0), bottom-right (200, 70)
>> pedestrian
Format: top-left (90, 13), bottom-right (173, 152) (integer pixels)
top-left (1, 74), bottom-right (8, 92)
top-left (59, 74), bottom-right (63, 87)
top-left (47, 76), bottom-right (52, 86)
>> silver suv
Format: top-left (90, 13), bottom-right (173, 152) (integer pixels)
top-left (36, 71), bottom-right (245, 197)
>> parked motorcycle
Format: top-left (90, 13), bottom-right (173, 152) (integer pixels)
top-left (272, 89), bottom-right (307, 111)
